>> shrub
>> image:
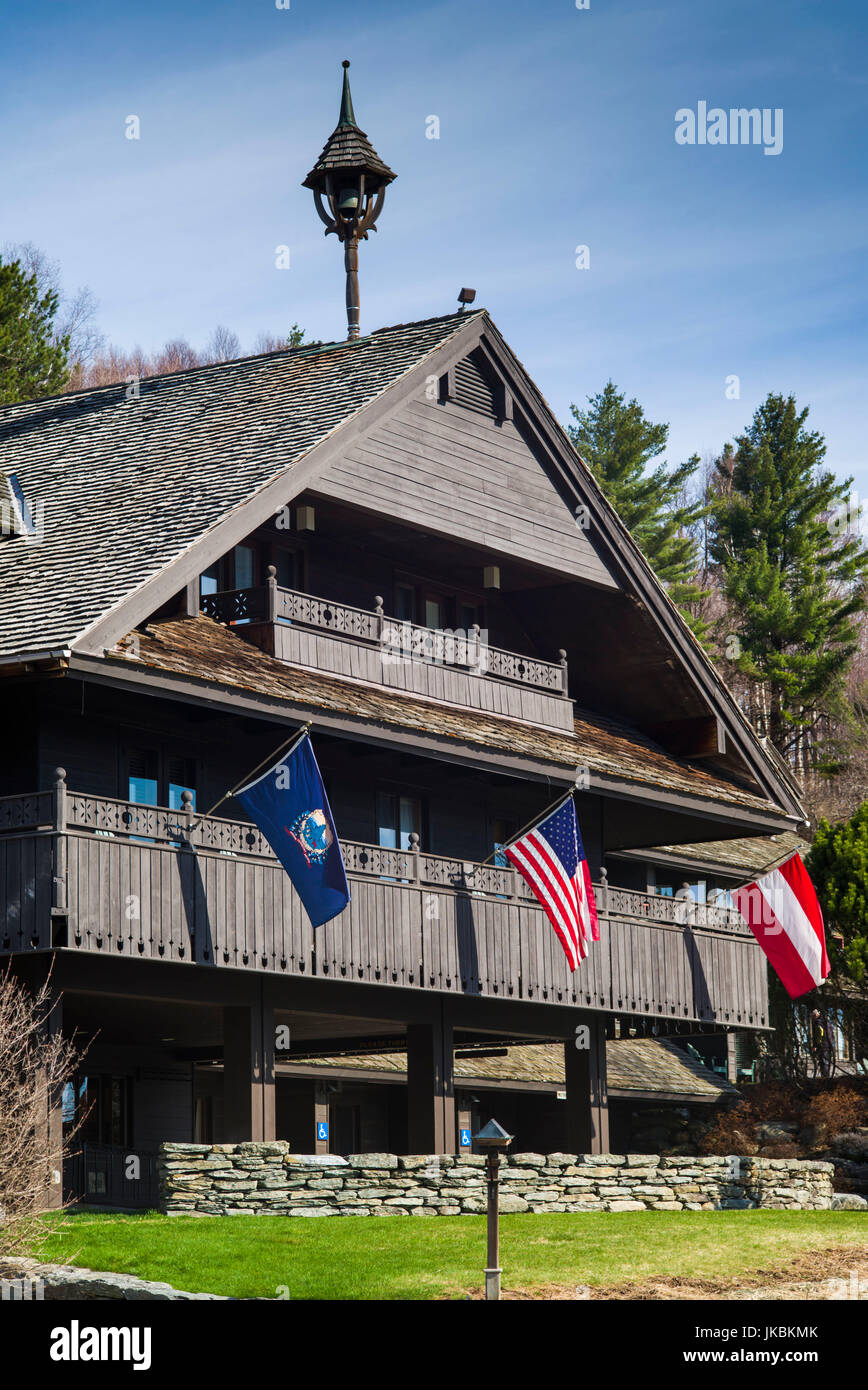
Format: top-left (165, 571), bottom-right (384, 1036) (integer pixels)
top-left (829, 1131), bottom-right (868, 1162)
top-left (0, 967), bottom-right (85, 1258)
top-left (803, 1085), bottom-right (867, 1136)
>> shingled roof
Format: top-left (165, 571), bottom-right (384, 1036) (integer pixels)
top-left (302, 60), bottom-right (396, 191)
top-left (106, 614), bottom-right (781, 814)
top-left (0, 312), bottom-right (479, 660)
top-left (286, 1037), bottom-right (738, 1101)
top-left (629, 830), bottom-right (810, 877)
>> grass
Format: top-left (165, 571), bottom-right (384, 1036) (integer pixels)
top-left (32, 1209), bottom-right (868, 1300)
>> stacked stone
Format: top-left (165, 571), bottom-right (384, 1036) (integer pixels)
top-left (159, 1144), bottom-right (835, 1216)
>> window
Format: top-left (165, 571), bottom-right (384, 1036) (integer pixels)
top-left (272, 546), bottom-right (298, 590)
top-left (395, 583), bottom-right (415, 622)
top-left (424, 597), bottom-right (445, 630)
top-left (199, 540), bottom-right (303, 600)
top-left (459, 601), bottom-right (482, 632)
top-left (76, 1073), bottom-right (133, 1148)
top-left (168, 756), bottom-right (197, 812)
top-left (128, 750), bottom-right (158, 807)
top-left (377, 792), bottom-right (423, 851)
top-left (393, 576), bottom-right (485, 636)
top-left (234, 544), bottom-right (256, 590)
top-left (127, 749), bottom-right (197, 812)
top-left (200, 562), bottom-right (220, 598)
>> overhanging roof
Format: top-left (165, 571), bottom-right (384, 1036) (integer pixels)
top-left (81, 614), bottom-right (791, 828)
top-left (282, 1037), bottom-right (738, 1102)
top-left (0, 306), bottom-right (804, 823)
top-left (611, 830), bottom-right (811, 880)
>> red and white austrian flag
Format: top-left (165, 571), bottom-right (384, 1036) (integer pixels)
top-left (733, 852), bottom-right (830, 999)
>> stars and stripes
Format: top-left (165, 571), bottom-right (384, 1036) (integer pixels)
top-left (505, 796), bottom-right (598, 972)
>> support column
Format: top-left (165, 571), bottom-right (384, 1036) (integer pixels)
top-left (563, 1017), bottom-right (609, 1155)
top-left (457, 1102), bottom-right (473, 1154)
top-left (406, 1008), bottom-right (455, 1155)
top-left (726, 1031), bottom-right (738, 1084)
top-left (222, 990), bottom-right (275, 1142)
top-left (314, 1084), bottom-right (330, 1154)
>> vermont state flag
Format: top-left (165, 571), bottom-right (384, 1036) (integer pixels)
top-left (234, 734), bottom-right (350, 928)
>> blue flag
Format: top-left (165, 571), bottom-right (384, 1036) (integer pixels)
top-left (234, 734), bottom-right (350, 928)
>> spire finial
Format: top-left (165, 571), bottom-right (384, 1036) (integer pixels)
top-left (339, 60), bottom-right (357, 128)
top-left (303, 62), bottom-right (397, 340)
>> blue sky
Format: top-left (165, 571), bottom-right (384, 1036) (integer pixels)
top-left (2, 0), bottom-right (866, 490)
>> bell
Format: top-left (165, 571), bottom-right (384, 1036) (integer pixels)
top-left (337, 186), bottom-right (359, 214)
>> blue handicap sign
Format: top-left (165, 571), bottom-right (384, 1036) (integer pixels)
top-left (317, 1121), bottom-right (328, 1141)
top-left (459, 1128), bottom-right (472, 1148)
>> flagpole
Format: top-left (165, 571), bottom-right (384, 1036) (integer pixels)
top-left (478, 786), bottom-right (576, 867)
top-left (194, 722), bottom-right (312, 824)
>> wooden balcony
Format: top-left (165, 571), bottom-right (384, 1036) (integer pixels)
top-left (0, 785), bottom-right (768, 1028)
top-left (199, 579), bottom-right (573, 731)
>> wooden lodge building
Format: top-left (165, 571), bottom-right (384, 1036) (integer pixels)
top-left (0, 68), bottom-right (807, 1208)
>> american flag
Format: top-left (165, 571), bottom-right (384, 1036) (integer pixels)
top-left (505, 796), bottom-right (599, 972)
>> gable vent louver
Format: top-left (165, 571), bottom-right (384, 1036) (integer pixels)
top-left (0, 471), bottom-right (37, 538)
top-left (453, 351), bottom-right (499, 417)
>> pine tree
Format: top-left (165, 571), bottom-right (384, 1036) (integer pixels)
top-left (568, 381), bottom-right (707, 626)
top-left (0, 256), bottom-right (70, 405)
top-left (807, 804), bottom-right (868, 987)
top-left (709, 393), bottom-right (868, 760)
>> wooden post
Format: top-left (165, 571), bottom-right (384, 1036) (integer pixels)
top-left (726, 1031), bottom-right (738, 1084)
top-left (409, 831), bottom-right (421, 884)
top-left (222, 992), bottom-right (275, 1143)
top-left (51, 769), bottom-right (68, 940)
top-left (345, 235), bottom-right (360, 339)
top-left (559, 649), bottom-right (569, 696)
top-left (563, 1016), bottom-right (609, 1155)
top-left (598, 865), bottom-right (609, 914)
top-left (266, 565), bottom-right (278, 623)
top-left (406, 1010), bottom-right (455, 1154)
top-left (181, 578), bottom-right (199, 617)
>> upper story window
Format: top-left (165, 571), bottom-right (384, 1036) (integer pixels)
top-left (199, 541), bottom-right (302, 597)
top-left (128, 749), bottom-right (196, 810)
top-left (393, 576), bottom-right (484, 633)
top-left (128, 750), bottom-right (158, 806)
top-left (377, 791), bottom-right (423, 851)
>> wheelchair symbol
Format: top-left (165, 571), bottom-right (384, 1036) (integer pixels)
top-left (460, 1129), bottom-right (471, 1147)
top-left (317, 1121), bottom-right (328, 1141)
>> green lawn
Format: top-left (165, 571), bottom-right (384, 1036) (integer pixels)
top-left (34, 1209), bottom-right (868, 1300)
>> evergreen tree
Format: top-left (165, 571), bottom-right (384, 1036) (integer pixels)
top-left (568, 382), bottom-right (707, 625)
top-left (0, 256), bottom-right (70, 405)
top-left (807, 804), bottom-right (868, 987)
top-left (709, 393), bottom-right (868, 759)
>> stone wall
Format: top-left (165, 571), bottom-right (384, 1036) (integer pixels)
top-left (0, 1259), bottom-right (228, 1300)
top-left (159, 1143), bottom-right (834, 1216)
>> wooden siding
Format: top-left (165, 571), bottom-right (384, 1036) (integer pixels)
top-left (0, 792), bottom-right (768, 1028)
top-left (314, 394), bottom-right (620, 589)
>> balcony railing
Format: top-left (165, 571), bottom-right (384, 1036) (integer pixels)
top-left (199, 581), bottom-right (569, 697)
top-left (0, 782), bottom-right (768, 1027)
